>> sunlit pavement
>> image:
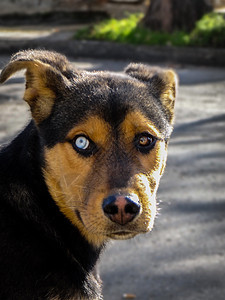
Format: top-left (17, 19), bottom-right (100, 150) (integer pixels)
top-left (0, 57), bottom-right (225, 300)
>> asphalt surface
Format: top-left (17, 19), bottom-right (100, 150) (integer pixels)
top-left (0, 56), bottom-right (225, 300)
top-left (1, 25), bottom-right (225, 67)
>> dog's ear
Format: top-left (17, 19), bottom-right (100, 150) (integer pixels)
top-left (125, 63), bottom-right (178, 123)
top-left (0, 50), bottom-right (75, 123)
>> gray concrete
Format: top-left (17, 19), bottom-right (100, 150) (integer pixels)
top-left (0, 57), bottom-right (225, 300)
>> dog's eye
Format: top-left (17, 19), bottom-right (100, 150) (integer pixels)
top-left (72, 135), bottom-right (97, 157)
top-left (135, 132), bottom-right (156, 154)
top-left (75, 136), bottom-right (89, 150)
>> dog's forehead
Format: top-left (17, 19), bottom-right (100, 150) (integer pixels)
top-left (40, 71), bottom-right (171, 147)
top-left (72, 71), bottom-right (148, 103)
top-left (54, 72), bottom-right (151, 124)
top-left (68, 71), bottom-right (155, 121)
top-left (73, 71), bottom-right (170, 128)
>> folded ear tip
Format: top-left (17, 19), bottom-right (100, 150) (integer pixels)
top-left (0, 73), bottom-right (5, 83)
top-left (0, 66), bottom-right (12, 83)
top-left (0, 61), bottom-right (31, 84)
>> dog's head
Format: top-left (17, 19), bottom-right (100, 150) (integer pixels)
top-left (0, 50), bottom-right (178, 247)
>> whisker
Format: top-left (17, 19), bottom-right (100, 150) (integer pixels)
top-left (70, 174), bottom-right (81, 186)
top-left (62, 174), bottom-right (68, 188)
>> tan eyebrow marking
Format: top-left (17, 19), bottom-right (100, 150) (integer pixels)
top-left (121, 111), bottom-right (163, 140)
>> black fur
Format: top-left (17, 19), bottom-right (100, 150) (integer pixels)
top-left (0, 121), bottom-right (102, 299)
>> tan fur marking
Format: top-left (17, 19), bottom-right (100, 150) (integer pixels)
top-left (44, 116), bottom-right (111, 247)
top-left (121, 111), bottom-right (163, 140)
top-left (23, 63), bottom-right (57, 123)
top-left (66, 116), bottom-right (110, 146)
top-left (24, 86), bottom-right (55, 123)
top-left (120, 110), bottom-right (168, 178)
top-left (0, 59), bottom-right (65, 124)
top-left (160, 69), bottom-right (178, 123)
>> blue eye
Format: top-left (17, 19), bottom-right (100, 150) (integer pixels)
top-left (72, 135), bottom-right (97, 157)
top-left (75, 136), bottom-right (89, 150)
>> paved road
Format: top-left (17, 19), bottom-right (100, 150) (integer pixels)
top-left (0, 57), bottom-right (225, 300)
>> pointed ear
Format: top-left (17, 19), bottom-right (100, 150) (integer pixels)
top-left (0, 50), bottom-right (73, 124)
top-left (125, 63), bottom-right (178, 123)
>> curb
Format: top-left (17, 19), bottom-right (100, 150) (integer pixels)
top-left (1, 37), bottom-right (225, 67)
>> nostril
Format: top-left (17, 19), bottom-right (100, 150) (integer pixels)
top-left (104, 204), bottom-right (118, 215)
top-left (125, 202), bottom-right (140, 215)
top-left (124, 196), bottom-right (141, 215)
top-left (102, 195), bottom-right (118, 215)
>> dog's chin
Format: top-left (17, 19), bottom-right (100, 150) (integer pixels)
top-left (107, 231), bottom-right (140, 240)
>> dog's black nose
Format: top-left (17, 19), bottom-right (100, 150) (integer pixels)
top-left (102, 195), bottom-right (141, 225)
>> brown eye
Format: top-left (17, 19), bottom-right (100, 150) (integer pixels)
top-left (139, 136), bottom-right (152, 146)
top-left (135, 132), bottom-right (156, 154)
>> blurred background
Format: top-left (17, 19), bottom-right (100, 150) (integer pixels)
top-left (0, 1), bottom-right (225, 299)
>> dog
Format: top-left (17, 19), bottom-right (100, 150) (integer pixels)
top-left (0, 50), bottom-right (177, 300)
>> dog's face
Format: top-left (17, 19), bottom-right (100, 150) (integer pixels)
top-left (0, 50), bottom-right (178, 247)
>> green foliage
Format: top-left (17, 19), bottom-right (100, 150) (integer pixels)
top-left (190, 13), bottom-right (225, 47)
top-left (75, 12), bottom-right (225, 48)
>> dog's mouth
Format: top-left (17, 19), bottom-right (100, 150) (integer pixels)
top-left (77, 209), bottom-right (138, 239)
top-left (107, 230), bottom-right (142, 240)
top-left (75, 202), bottom-right (151, 243)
